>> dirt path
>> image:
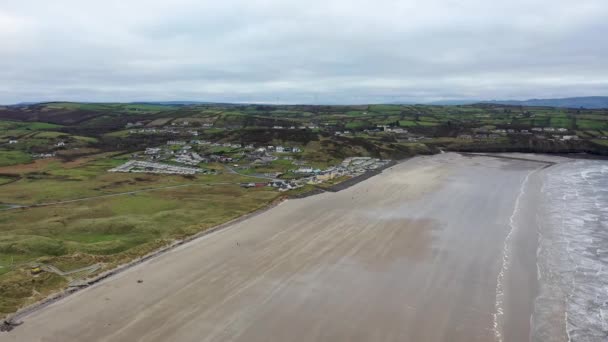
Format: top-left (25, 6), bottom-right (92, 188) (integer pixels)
top-left (3, 153), bottom-right (549, 342)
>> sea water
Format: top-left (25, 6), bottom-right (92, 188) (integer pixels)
top-left (532, 160), bottom-right (608, 342)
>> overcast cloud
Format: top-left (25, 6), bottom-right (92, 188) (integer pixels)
top-left (1, 0), bottom-right (607, 104)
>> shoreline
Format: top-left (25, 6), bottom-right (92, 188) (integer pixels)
top-left (497, 165), bottom-right (547, 342)
top-left (3, 160), bottom-right (405, 330)
top-left (2, 153), bottom-right (571, 340)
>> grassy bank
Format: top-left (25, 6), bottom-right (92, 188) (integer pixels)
top-left (0, 155), bottom-right (281, 318)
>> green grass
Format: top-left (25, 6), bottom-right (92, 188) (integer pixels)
top-left (0, 183), bottom-right (279, 317)
top-left (104, 130), bottom-right (132, 138)
top-left (368, 104), bottom-right (402, 113)
top-left (33, 131), bottom-right (69, 139)
top-left (0, 176), bottom-right (16, 186)
top-left (0, 150), bottom-right (32, 167)
top-left (44, 102), bottom-right (111, 111)
top-left (72, 135), bottom-right (99, 143)
top-left (0, 154), bottom-right (265, 206)
top-left (577, 119), bottom-right (608, 130)
top-left (345, 121), bottom-right (367, 129)
top-left (591, 139), bottom-right (608, 147)
top-left (550, 116), bottom-right (573, 129)
top-left (0, 120), bottom-right (62, 131)
top-left (416, 121), bottom-right (440, 126)
top-left (399, 120), bottom-right (418, 127)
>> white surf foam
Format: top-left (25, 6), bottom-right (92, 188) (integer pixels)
top-left (493, 169), bottom-right (535, 342)
top-left (531, 160), bottom-right (608, 342)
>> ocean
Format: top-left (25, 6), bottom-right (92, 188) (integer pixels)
top-left (532, 160), bottom-right (608, 341)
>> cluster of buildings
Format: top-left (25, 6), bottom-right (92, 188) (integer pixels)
top-left (108, 160), bottom-right (204, 175)
top-left (173, 152), bottom-right (207, 165)
top-left (271, 125), bottom-right (319, 130)
top-left (129, 127), bottom-right (204, 136)
top-left (117, 137), bottom-right (309, 176)
top-left (531, 127), bottom-right (569, 133)
top-left (126, 120), bottom-right (214, 135)
top-left (375, 125), bottom-right (409, 134)
top-left (32, 152), bottom-right (56, 159)
top-left (293, 157), bottom-right (390, 184)
top-left (458, 134), bottom-right (503, 140)
top-left (458, 127), bottom-right (576, 141)
top-left (241, 180), bottom-right (300, 192)
top-left (239, 157), bottom-right (390, 192)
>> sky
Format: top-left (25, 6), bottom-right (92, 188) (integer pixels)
top-left (1, 0), bottom-right (607, 104)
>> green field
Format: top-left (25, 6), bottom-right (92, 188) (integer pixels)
top-left (0, 150), bottom-right (32, 166)
top-left (0, 120), bottom-right (62, 131)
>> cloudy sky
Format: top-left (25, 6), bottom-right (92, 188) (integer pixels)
top-left (1, 0), bottom-right (607, 104)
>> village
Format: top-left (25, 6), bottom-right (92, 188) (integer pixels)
top-left (107, 136), bottom-right (391, 192)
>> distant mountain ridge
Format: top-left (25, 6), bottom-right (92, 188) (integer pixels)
top-left (6, 96), bottom-right (608, 108)
top-left (130, 101), bottom-right (216, 105)
top-left (403, 96), bottom-right (608, 108)
top-left (481, 96), bottom-right (608, 109)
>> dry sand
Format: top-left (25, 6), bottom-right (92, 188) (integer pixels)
top-left (2, 153), bottom-right (547, 342)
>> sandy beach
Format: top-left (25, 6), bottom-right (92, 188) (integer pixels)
top-left (2, 153), bottom-right (549, 342)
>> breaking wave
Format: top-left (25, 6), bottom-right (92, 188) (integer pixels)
top-left (532, 160), bottom-right (608, 342)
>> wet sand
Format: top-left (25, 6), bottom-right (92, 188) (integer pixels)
top-left (3, 153), bottom-right (546, 342)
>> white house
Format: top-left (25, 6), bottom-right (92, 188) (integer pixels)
top-left (8, 140), bottom-right (18, 144)
top-left (295, 167), bottom-right (314, 174)
top-left (145, 148), bottom-right (161, 155)
top-left (390, 128), bottom-right (408, 134)
top-left (56, 141), bottom-right (66, 147)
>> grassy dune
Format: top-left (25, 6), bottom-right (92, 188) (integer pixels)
top-left (0, 154), bottom-right (280, 318)
top-left (0, 185), bottom-right (279, 317)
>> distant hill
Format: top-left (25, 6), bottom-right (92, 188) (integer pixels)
top-left (130, 101), bottom-right (215, 106)
top-left (425, 100), bottom-right (481, 106)
top-left (6, 97), bottom-right (608, 108)
top-left (391, 96), bottom-right (608, 108)
top-left (482, 96), bottom-right (608, 109)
